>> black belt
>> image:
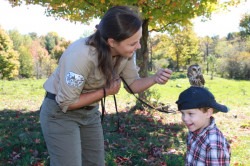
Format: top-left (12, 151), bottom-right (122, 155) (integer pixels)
top-left (45, 92), bottom-right (96, 110)
top-left (45, 92), bottom-right (56, 100)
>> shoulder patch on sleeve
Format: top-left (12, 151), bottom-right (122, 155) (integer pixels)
top-left (65, 72), bottom-right (85, 88)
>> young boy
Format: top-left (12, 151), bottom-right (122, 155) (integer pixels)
top-left (176, 86), bottom-right (231, 166)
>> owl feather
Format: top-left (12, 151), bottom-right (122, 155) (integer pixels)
top-left (187, 64), bottom-right (205, 87)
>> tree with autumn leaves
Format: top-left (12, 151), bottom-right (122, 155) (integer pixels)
top-left (6, 0), bottom-right (241, 77)
top-left (0, 27), bottom-right (20, 79)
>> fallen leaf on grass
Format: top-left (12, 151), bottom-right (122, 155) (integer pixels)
top-left (148, 145), bottom-right (162, 157)
top-left (115, 155), bottom-right (130, 164)
top-left (34, 138), bottom-right (41, 144)
top-left (33, 162), bottom-right (44, 166)
top-left (166, 148), bottom-right (176, 154)
top-left (147, 117), bottom-right (154, 122)
top-left (138, 137), bottom-right (146, 141)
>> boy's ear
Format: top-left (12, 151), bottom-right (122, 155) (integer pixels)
top-left (207, 108), bottom-right (213, 117)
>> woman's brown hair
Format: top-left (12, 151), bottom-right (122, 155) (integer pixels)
top-left (86, 6), bottom-right (142, 87)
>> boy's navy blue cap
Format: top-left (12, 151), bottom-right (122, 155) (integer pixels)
top-left (176, 87), bottom-right (229, 113)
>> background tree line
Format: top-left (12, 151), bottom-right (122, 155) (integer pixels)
top-left (0, 14), bottom-right (250, 80)
top-left (5, 0), bottom-right (244, 80)
top-left (150, 13), bottom-right (250, 80)
top-left (0, 28), bottom-right (71, 79)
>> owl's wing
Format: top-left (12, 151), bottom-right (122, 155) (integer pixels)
top-left (198, 74), bottom-right (205, 86)
top-left (187, 71), bottom-right (192, 78)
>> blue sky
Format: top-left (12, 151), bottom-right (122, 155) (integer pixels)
top-left (0, 1), bottom-right (249, 41)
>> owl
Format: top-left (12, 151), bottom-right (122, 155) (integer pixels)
top-left (187, 64), bottom-right (205, 87)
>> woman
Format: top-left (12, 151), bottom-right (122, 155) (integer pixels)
top-left (40, 5), bottom-right (172, 166)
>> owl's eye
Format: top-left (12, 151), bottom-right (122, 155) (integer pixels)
top-left (192, 68), bottom-right (196, 71)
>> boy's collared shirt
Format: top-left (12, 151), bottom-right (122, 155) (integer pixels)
top-left (186, 117), bottom-right (230, 166)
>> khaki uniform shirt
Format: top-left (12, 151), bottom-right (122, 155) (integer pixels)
top-left (44, 38), bottom-right (140, 112)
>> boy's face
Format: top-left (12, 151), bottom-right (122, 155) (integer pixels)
top-left (180, 108), bottom-right (212, 133)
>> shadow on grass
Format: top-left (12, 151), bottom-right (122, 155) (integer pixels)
top-left (103, 106), bottom-right (186, 166)
top-left (0, 109), bottom-right (48, 166)
top-left (0, 107), bottom-right (186, 166)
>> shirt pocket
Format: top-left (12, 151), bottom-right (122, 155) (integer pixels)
top-left (84, 69), bottom-right (105, 89)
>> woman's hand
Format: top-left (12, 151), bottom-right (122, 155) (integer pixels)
top-left (105, 78), bottom-right (121, 96)
top-left (154, 68), bottom-right (172, 84)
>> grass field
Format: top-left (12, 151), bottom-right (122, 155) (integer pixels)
top-left (0, 75), bottom-right (249, 165)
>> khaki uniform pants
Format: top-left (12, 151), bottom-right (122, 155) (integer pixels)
top-left (40, 98), bottom-right (105, 166)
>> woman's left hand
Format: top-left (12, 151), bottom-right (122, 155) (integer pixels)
top-left (154, 68), bottom-right (172, 84)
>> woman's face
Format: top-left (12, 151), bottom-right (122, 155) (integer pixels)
top-left (109, 27), bottom-right (142, 58)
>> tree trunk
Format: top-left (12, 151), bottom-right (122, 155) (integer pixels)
top-left (176, 52), bottom-right (180, 72)
top-left (136, 19), bottom-right (149, 100)
top-left (206, 43), bottom-right (209, 74)
top-left (137, 19), bottom-right (149, 78)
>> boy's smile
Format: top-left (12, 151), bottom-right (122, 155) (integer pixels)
top-left (180, 108), bottom-right (212, 133)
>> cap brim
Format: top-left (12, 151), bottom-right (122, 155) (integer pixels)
top-left (211, 102), bottom-right (229, 113)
